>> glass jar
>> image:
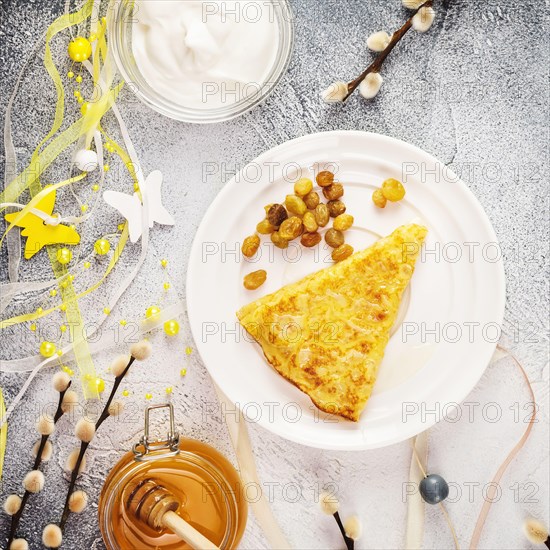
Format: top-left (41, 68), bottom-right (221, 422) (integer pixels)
top-left (108, 0), bottom-right (294, 123)
top-left (99, 404), bottom-right (247, 549)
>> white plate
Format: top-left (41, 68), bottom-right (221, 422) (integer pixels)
top-left (187, 131), bottom-right (505, 450)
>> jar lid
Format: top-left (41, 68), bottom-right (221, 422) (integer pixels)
top-left (99, 404), bottom-right (247, 549)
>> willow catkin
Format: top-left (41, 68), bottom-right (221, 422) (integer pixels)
top-left (130, 340), bottom-right (152, 360)
top-left (3, 494), bottom-right (22, 515)
top-left (110, 354), bottom-right (130, 377)
top-left (319, 491), bottom-right (339, 515)
top-left (42, 524), bottom-right (62, 548)
top-left (52, 371), bottom-right (71, 392)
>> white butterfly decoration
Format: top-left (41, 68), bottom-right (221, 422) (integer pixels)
top-left (103, 170), bottom-right (174, 242)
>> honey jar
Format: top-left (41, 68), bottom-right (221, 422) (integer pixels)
top-left (99, 404), bottom-right (247, 549)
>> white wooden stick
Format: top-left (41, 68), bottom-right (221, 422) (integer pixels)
top-left (162, 510), bottom-right (220, 550)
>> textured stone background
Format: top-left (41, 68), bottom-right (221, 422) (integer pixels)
top-left (1, 0), bottom-right (548, 549)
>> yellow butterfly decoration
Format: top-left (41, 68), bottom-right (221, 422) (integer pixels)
top-left (4, 188), bottom-right (80, 259)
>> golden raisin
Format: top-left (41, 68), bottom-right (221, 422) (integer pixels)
top-left (303, 211), bottom-right (318, 233)
top-left (267, 204), bottom-right (288, 227)
top-left (381, 178), bottom-right (406, 202)
top-left (285, 194), bottom-right (307, 217)
top-left (332, 244), bottom-right (354, 262)
top-left (301, 232), bottom-right (322, 248)
top-left (372, 188), bottom-right (387, 208)
top-left (270, 231), bottom-right (289, 249)
top-left (322, 183), bottom-right (344, 201)
top-left (327, 200), bottom-right (346, 217)
top-left (242, 234), bottom-right (260, 257)
top-left (294, 178), bottom-right (313, 197)
top-left (314, 203), bottom-right (330, 227)
top-left (257, 219), bottom-right (275, 234)
top-left (316, 171), bottom-right (335, 187)
top-left (333, 213), bottom-right (354, 231)
top-left (325, 228), bottom-right (345, 248)
top-left (279, 216), bottom-right (303, 240)
top-left (304, 191), bottom-right (320, 209)
top-left (243, 270), bottom-right (267, 290)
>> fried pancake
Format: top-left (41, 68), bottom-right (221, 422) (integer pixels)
top-left (237, 223), bottom-right (428, 421)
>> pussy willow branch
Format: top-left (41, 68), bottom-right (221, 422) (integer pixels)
top-left (7, 383), bottom-right (71, 547)
top-left (343, 0), bottom-right (434, 101)
top-left (58, 356), bottom-right (135, 532)
top-left (333, 511), bottom-right (354, 550)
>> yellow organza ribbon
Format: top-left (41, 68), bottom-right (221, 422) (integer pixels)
top-left (0, 2), bottom-right (128, 398)
top-left (0, 390), bottom-right (6, 479)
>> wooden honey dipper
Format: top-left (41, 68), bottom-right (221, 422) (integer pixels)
top-left (127, 478), bottom-right (220, 550)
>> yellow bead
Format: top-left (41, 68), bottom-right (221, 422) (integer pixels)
top-left (77, 97), bottom-right (84, 104)
top-left (165, 387), bottom-right (173, 395)
top-left (68, 274), bottom-right (75, 282)
top-left (60, 281), bottom-right (68, 288)
top-left (185, 346), bottom-right (193, 356)
top-left (49, 289), bottom-right (57, 297)
top-left (75, 75), bottom-right (83, 83)
top-left (84, 261), bottom-right (91, 269)
top-left (95, 378), bottom-right (105, 393)
top-left (60, 304), bottom-right (67, 312)
top-left (80, 204), bottom-right (88, 212)
top-left (89, 33), bottom-right (97, 42)
top-left (146, 306), bottom-right (161, 320)
top-left (163, 320), bottom-right (180, 336)
top-left (68, 37), bottom-right (92, 62)
top-left (56, 349), bottom-right (63, 357)
top-left (117, 223), bottom-right (125, 231)
top-left (163, 282), bottom-right (170, 290)
top-left (57, 248), bottom-right (72, 265)
top-left (103, 307), bottom-right (111, 315)
top-left (39, 341), bottom-right (56, 358)
top-left (85, 374), bottom-right (92, 381)
top-left (103, 164), bottom-right (110, 172)
top-left (160, 259), bottom-right (168, 268)
top-left (119, 319), bottom-right (127, 326)
top-left (92, 184), bottom-right (99, 192)
top-left (81, 102), bottom-right (89, 115)
top-left (36, 307), bottom-right (43, 314)
top-left (68, 71), bottom-right (74, 79)
top-left (30, 323), bottom-right (37, 331)
top-left (180, 368), bottom-right (187, 377)
top-left (145, 393), bottom-right (153, 400)
top-left (122, 389), bottom-right (129, 397)
top-left (94, 238), bottom-right (110, 255)
top-left (74, 90), bottom-right (81, 98)
top-left (60, 325), bottom-right (67, 333)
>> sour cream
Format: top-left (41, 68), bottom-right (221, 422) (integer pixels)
top-left (132, 0), bottom-right (280, 110)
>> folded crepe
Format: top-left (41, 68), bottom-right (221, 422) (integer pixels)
top-left (237, 223), bottom-right (428, 421)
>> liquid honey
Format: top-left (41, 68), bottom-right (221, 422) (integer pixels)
top-left (99, 437), bottom-right (247, 550)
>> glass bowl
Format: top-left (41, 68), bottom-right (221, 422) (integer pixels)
top-left (108, 0), bottom-right (294, 123)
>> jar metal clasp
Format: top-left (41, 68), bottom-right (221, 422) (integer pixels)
top-left (132, 403), bottom-right (180, 461)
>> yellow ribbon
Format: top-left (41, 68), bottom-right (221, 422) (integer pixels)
top-left (0, 0), bottom-right (94, 206)
top-left (0, 390), bottom-right (6, 479)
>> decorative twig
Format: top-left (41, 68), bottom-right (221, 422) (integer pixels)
top-left (58, 356), bottom-right (135, 530)
top-left (319, 491), bottom-right (362, 550)
top-left (5, 373), bottom-right (75, 549)
top-left (322, 0), bottom-right (436, 103)
top-left (48, 340), bottom-right (152, 548)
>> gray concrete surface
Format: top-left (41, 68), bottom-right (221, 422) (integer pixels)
top-left (1, 0), bottom-right (548, 548)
